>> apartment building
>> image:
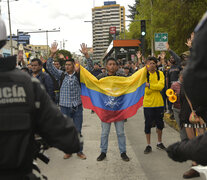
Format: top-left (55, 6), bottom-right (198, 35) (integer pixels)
top-left (92, 1), bottom-right (125, 61)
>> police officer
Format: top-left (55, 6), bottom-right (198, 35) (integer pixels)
top-left (166, 11), bottom-right (207, 166)
top-left (0, 18), bottom-right (80, 179)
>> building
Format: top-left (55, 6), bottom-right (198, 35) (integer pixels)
top-left (26, 44), bottom-right (50, 58)
top-left (92, 1), bottom-right (125, 62)
top-left (102, 39), bottom-right (141, 64)
top-left (0, 40), bottom-right (18, 57)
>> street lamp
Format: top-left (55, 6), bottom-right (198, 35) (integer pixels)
top-left (18, 28), bottom-right (60, 57)
top-left (0, 0), bottom-right (19, 55)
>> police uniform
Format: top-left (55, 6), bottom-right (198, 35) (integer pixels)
top-left (183, 11), bottom-right (207, 120)
top-left (167, 11), bottom-right (207, 166)
top-left (0, 56), bottom-right (80, 180)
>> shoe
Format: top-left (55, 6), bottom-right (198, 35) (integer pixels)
top-left (144, 145), bottom-right (152, 154)
top-left (97, 152), bottom-right (106, 161)
top-left (121, 152), bottom-right (130, 161)
top-left (183, 169), bottom-right (200, 179)
top-left (77, 152), bottom-right (87, 160)
top-left (156, 143), bottom-right (166, 151)
top-left (63, 154), bottom-right (72, 159)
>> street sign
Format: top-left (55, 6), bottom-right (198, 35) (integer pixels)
top-left (154, 33), bottom-right (168, 51)
top-left (109, 27), bottom-right (116, 35)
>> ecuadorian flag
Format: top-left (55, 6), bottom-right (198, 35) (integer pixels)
top-left (80, 66), bottom-right (147, 123)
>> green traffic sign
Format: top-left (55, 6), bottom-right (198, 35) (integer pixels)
top-left (155, 33), bottom-right (168, 42)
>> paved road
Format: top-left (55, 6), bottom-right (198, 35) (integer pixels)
top-left (37, 108), bottom-right (204, 180)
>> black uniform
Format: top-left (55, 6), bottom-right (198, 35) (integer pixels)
top-left (0, 56), bottom-right (80, 180)
top-left (167, 11), bottom-right (207, 165)
top-left (183, 12), bottom-right (207, 120)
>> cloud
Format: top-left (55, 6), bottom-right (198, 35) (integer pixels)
top-left (1, 0), bottom-right (135, 53)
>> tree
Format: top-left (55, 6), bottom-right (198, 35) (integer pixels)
top-left (127, 0), bottom-right (140, 20)
top-left (127, 0), bottom-right (207, 56)
top-left (56, 49), bottom-right (72, 67)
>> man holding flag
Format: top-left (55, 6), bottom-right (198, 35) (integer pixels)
top-left (80, 44), bottom-right (147, 162)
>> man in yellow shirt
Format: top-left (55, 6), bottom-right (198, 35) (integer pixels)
top-left (143, 57), bottom-right (166, 154)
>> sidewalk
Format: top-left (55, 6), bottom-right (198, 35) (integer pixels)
top-left (38, 109), bottom-right (148, 180)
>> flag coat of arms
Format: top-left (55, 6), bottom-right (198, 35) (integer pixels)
top-left (80, 66), bottom-right (147, 123)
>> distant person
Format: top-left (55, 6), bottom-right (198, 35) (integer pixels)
top-left (31, 58), bottom-right (54, 100)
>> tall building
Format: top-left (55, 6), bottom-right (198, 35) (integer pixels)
top-left (92, 1), bottom-right (125, 61)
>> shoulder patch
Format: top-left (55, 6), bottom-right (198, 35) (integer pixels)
top-left (195, 11), bottom-right (207, 32)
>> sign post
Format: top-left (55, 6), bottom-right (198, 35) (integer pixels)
top-left (109, 27), bottom-right (116, 40)
top-left (154, 33), bottom-right (168, 51)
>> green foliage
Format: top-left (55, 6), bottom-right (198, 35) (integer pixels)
top-left (127, 0), bottom-right (140, 20)
top-left (56, 49), bottom-right (72, 67)
top-left (127, 0), bottom-right (207, 55)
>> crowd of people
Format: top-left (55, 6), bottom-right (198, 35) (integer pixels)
top-left (1, 10), bottom-right (207, 179)
top-left (13, 32), bottom-right (205, 178)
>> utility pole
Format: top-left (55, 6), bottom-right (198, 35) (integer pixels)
top-left (63, 39), bottom-right (68, 50)
top-left (7, 0), bottom-right (13, 55)
top-left (150, 0), bottom-right (154, 56)
top-left (20, 29), bottom-right (60, 57)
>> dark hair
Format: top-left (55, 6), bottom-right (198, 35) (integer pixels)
top-left (21, 67), bottom-right (30, 74)
top-left (31, 58), bottom-right (42, 66)
top-left (147, 56), bottom-right (157, 64)
top-left (65, 58), bottom-right (75, 63)
top-left (106, 57), bottom-right (118, 65)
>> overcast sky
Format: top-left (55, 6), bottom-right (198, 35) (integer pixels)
top-left (0, 0), bottom-right (135, 54)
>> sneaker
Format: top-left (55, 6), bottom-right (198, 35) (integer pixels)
top-left (77, 152), bottom-right (87, 160)
top-left (63, 154), bottom-right (72, 159)
top-left (183, 169), bottom-right (200, 179)
top-left (97, 152), bottom-right (106, 161)
top-left (156, 143), bottom-right (166, 151)
top-left (121, 152), bottom-right (130, 162)
top-left (144, 145), bottom-right (152, 154)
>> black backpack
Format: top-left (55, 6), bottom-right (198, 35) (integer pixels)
top-left (147, 70), bottom-right (160, 83)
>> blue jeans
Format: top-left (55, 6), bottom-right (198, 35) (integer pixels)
top-left (100, 120), bottom-right (126, 154)
top-left (60, 104), bottom-right (83, 152)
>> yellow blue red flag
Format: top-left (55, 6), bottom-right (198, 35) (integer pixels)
top-left (80, 66), bottom-right (147, 123)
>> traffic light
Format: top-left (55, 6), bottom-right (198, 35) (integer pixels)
top-left (141, 20), bottom-right (146, 36)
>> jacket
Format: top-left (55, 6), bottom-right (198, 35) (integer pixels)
top-left (183, 12), bottom-right (207, 120)
top-left (0, 56), bottom-right (80, 179)
top-left (143, 70), bottom-right (165, 108)
top-left (167, 132), bottom-right (207, 166)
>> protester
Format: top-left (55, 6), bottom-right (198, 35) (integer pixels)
top-left (143, 57), bottom-right (166, 154)
top-left (31, 58), bottom-right (54, 101)
top-left (46, 42), bottom-right (93, 160)
top-left (86, 56), bottom-right (130, 162)
top-left (170, 71), bottom-right (187, 140)
top-left (157, 52), bottom-right (168, 112)
top-left (0, 17), bottom-right (80, 180)
top-left (54, 60), bottom-right (61, 70)
top-left (123, 66), bottom-right (132, 77)
top-left (91, 62), bottom-right (102, 77)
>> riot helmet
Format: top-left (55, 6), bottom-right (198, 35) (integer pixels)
top-left (0, 17), bottom-right (7, 49)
